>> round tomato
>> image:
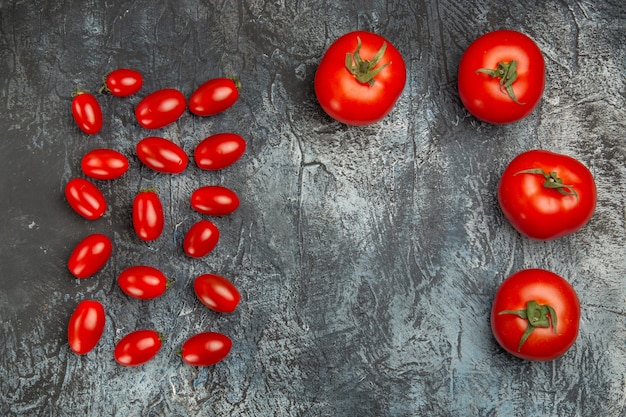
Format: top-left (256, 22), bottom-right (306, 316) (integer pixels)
top-left (458, 30), bottom-right (545, 124)
top-left (65, 178), bottom-right (107, 220)
top-left (136, 136), bottom-right (188, 174)
top-left (194, 133), bottom-right (246, 170)
top-left (194, 274), bottom-right (241, 313)
top-left (189, 77), bottom-right (240, 116)
top-left (135, 88), bottom-right (186, 129)
top-left (101, 68), bottom-right (143, 97)
top-left (181, 332), bottom-right (232, 366)
top-left (133, 190), bottom-right (164, 241)
top-left (71, 91), bottom-right (102, 134)
top-left (190, 185), bottom-right (240, 216)
top-left (491, 269), bottom-right (580, 361)
top-left (68, 300), bottom-right (106, 355)
top-left (183, 220), bottom-right (219, 258)
top-left (118, 265), bottom-right (172, 299)
top-left (314, 30), bottom-right (406, 126)
top-left (68, 233), bottom-right (112, 279)
top-left (81, 149), bottom-right (129, 180)
top-left (114, 329), bottom-right (162, 366)
top-left (498, 150), bottom-right (596, 240)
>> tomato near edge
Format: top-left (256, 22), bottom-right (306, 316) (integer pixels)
top-left (135, 88), bottom-right (186, 129)
top-left (65, 178), bottom-right (107, 220)
top-left (133, 190), bottom-right (164, 241)
top-left (68, 233), bottom-right (112, 279)
top-left (189, 77), bottom-right (240, 116)
top-left (181, 332), bottom-right (232, 366)
top-left (71, 91), bottom-right (103, 134)
top-left (114, 329), bottom-right (162, 366)
top-left (68, 300), bottom-right (106, 355)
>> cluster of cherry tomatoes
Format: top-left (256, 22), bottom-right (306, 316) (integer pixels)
top-left (66, 68), bottom-right (245, 367)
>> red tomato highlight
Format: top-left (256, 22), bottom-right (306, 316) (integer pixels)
top-left (71, 91), bottom-right (103, 134)
top-left (118, 265), bottom-right (170, 300)
top-left (136, 137), bottom-right (188, 174)
top-left (194, 274), bottom-right (241, 313)
top-left (65, 178), bottom-right (107, 220)
top-left (135, 88), bottom-right (186, 129)
top-left (189, 77), bottom-right (240, 116)
top-left (67, 233), bottom-right (112, 279)
top-left (81, 149), bottom-right (129, 180)
top-left (114, 329), bottom-right (162, 366)
top-left (68, 300), bottom-right (106, 355)
top-left (132, 190), bottom-right (164, 241)
top-left (194, 133), bottom-right (246, 170)
top-left (181, 332), bottom-right (232, 366)
top-left (190, 185), bottom-right (240, 216)
top-left (183, 219), bottom-right (219, 258)
top-left (103, 68), bottom-right (143, 97)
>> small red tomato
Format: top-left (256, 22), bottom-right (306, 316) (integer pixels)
top-left (118, 265), bottom-right (171, 300)
top-left (194, 133), bottom-right (246, 170)
top-left (68, 233), bottom-right (112, 279)
top-left (194, 274), bottom-right (241, 313)
top-left (135, 88), bottom-right (186, 129)
top-left (65, 178), bottom-right (107, 220)
top-left (114, 329), bottom-right (162, 366)
top-left (81, 149), bottom-right (129, 180)
top-left (68, 300), bottom-right (106, 355)
top-left (133, 190), bottom-right (164, 241)
top-left (181, 332), bottom-right (232, 366)
top-left (136, 136), bottom-right (188, 174)
top-left (71, 91), bottom-right (103, 134)
top-left (183, 219), bottom-right (219, 258)
top-left (102, 68), bottom-right (143, 97)
top-left (190, 186), bottom-right (240, 216)
top-left (189, 77), bottom-right (240, 116)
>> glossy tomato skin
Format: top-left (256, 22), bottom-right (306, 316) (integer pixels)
top-left (183, 220), bottom-right (220, 258)
top-left (135, 88), bottom-right (186, 129)
top-left (68, 300), bottom-right (106, 354)
top-left (189, 78), bottom-right (239, 116)
top-left (314, 31), bottom-right (406, 126)
top-left (133, 190), bottom-right (164, 241)
top-left (194, 133), bottom-right (246, 170)
top-left (458, 30), bottom-right (545, 124)
top-left (136, 137), bottom-right (188, 174)
top-left (190, 186), bottom-right (240, 216)
top-left (118, 265), bottom-right (170, 299)
top-left (114, 329), bottom-right (162, 366)
top-left (181, 332), bottom-right (232, 366)
top-left (72, 92), bottom-right (103, 134)
top-left (491, 269), bottom-right (580, 361)
top-left (68, 233), bottom-right (112, 279)
top-left (498, 150), bottom-right (596, 240)
top-left (194, 274), bottom-right (241, 313)
top-left (81, 149), bottom-right (129, 180)
top-left (104, 68), bottom-right (143, 97)
top-left (65, 178), bottom-right (107, 220)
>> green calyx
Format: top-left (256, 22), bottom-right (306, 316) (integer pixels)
top-left (498, 300), bottom-right (558, 352)
top-left (345, 37), bottom-right (390, 87)
top-left (476, 60), bottom-right (524, 104)
top-left (514, 168), bottom-right (578, 198)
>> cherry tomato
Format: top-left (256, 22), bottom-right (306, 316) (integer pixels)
top-left (458, 30), bottom-right (545, 124)
top-left (135, 88), bottom-right (186, 129)
top-left (118, 265), bottom-right (171, 299)
top-left (65, 178), bottom-right (107, 220)
top-left (68, 233), bottom-right (112, 279)
top-left (101, 68), bottom-right (143, 97)
top-left (194, 274), bottom-right (241, 313)
top-left (491, 269), bottom-right (580, 361)
top-left (136, 136), bottom-right (188, 174)
top-left (498, 150), bottom-right (596, 240)
top-left (71, 91), bottom-right (103, 134)
top-left (190, 186), bottom-right (239, 216)
top-left (314, 31), bottom-right (406, 126)
top-left (68, 300), bottom-right (106, 355)
top-left (183, 219), bottom-right (219, 258)
top-left (181, 332), bottom-right (232, 366)
top-left (81, 149), bottom-right (129, 180)
top-left (114, 329), bottom-right (162, 366)
top-left (189, 77), bottom-right (240, 116)
top-left (132, 190), bottom-right (164, 241)
top-left (194, 133), bottom-right (246, 170)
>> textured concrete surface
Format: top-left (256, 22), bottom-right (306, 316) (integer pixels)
top-left (1, 1), bottom-right (625, 416)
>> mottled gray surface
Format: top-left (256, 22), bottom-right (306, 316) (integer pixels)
top-left (1, 0), bottom-right (625, 416)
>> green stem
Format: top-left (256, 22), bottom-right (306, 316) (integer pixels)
top-left (514, 168), bottom-right (578, 198)
top-left (345, 37), bottom-right (390, 87)
top-left (498, 300), bottom-right (558, 352)
top-left (476, 60), bottom-right (524, 104)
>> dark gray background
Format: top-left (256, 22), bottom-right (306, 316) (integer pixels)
top-left (1, 1), bottom-right (625, 416)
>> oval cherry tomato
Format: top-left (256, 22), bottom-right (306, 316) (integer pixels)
top-left (68, 233), bottom-right (112, 279)
top-left (181, 332), bottom-right (232, 366)
top-left (102, 68), bottom-right (143, 97)
top-left (194, 133), bottom-right (246, 170)
top-left (118, 265), bottom-right (171, 299)
top-left (314, 31), bottom-right (406, 126)
top-left (189, 77), bottom-right (240, 116)
top-left (183, 220), bottom-right (219, 258)
top-left (190, 186), bottom-right (239, 216)
top-left (65, 178), bottom-right (107, 220)
top-left (68, 300), bottom-right (106, 355)
top-left (498, 150), bottom-right (596, 240)
top-left (136, 137), bottom-right (188, 174)
top-left (132, 190), bottom-right (164, 241)
top-left (194, 274), bottom-right (241, 313)
top-left (491, 269), bottom-right (580, 361)
top-left (114, 329), bottom-right (162, 366)
top-left (458, 30), bottom-right (545, 124)
top-left (71, 91), bottom-right (102, 134)
top-left (135, 88), bottom-right (186, 129)
top-left (81, 149), bottom-right (129, 180)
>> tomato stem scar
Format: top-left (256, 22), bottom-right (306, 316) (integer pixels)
top-left (514, 168), bottom-right (578, 198)
top-left (476, 60), bottom-right (524, 104)
top-left (498, 300), bottom-right (558, 352)
top-left (345, 36), bottom-right (390, 86)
